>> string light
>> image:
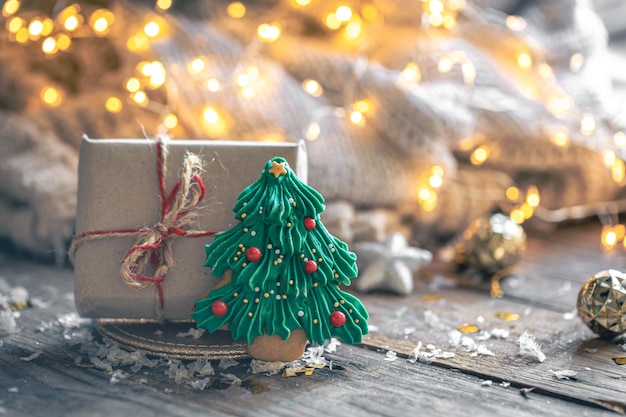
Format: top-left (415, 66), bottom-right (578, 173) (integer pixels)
top-left (15, 27), bottom-right (28, 43)
top-left (505, 186), bottom-right (520, 202)
top-left (603, 150), bottom-right (616, 168)
top-left (89, 9), bottom-right (115, 35)
top-left (437, 56), bottom-right (453, 73)
top-left (257, 23), bottom-right (281, 42)
top-left (569, 53), bottom-right (584, 73)
top-left (2, 0), bottom-right (20, 17)
top-left (56, 33), bottom-right (71, 50)
top-left (510, 208), bottom-right (524, 224)
top-left (227, 2), bottom-right (246, 19)
top-left (6, 16), bottom-right (24, 33)
top-left (64, 15), bottom-right (80, 32)
top-left (602, 225), bottom-right (618, 250)
top-left (470, 145), bottom-right (490, 165)
top-left (188, 57), bottom-right (206, 74)
top-left (516, 52), bottom-right (532, 70)
top-left (505, 15), bottom-right (527, 31)
top-left (202, 106), bottom-right (227, 136)
top-left (105, 96), bottom-right (123, 113)
top-left (42, 37), bottom-right (58, 54)
top-left (28, 19), bottom-right (44, 38)
top-left (400, 62), bottom-right (421, 83)
top-left (417, 187), bottom-right (437, 212)
top-left (361, 5), bottom-right (381, 22)
top-left (612, 159), bottom-right (625, 184)
top-left (41, 18), bottom-right (54, 36)
top-left (126, 78), bottom-right (141, 93)
top-left (580, 114), bottom-right (595, 136)
top-left (550, 128), bottom-right (569, 147)
top-left (325, 13), bottom-right (341, 30)
top-left (526, 185), bottom-right (540, 208)
top-left (344, 19), bottom-right (362, 40)
top-left (306, 122), bottom-right (320, 141)
top-left (303, 79), bottom-right (323, 97)
top-left (206, 78), bottom-right (221, 92)
top-left (336, 5), bottom-right (353, 22)
top-left (614, 131), bottom-right (626, 148)
top-left (156, 0), bottom-right (173, 11)
top-left (40, 86), bottom-right (62, 107)
top-left (131, 91), bottom-right (148, 106)
top-left (144, 20), bottom-right (160, 37)
top-left (127, 33), bottom-right (150, 52)
top-left (163, 113), bottom-right (178, 129)
top-left (349, 110), bottom-right (365, 126)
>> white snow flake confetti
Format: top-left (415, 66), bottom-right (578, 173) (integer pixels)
top-left (550, 369), bottom-right (578, 380)
top-left (384, 351), bottom-right (398, 361)
top-left (250, 359), bottom-right (286, 376)
top-left (109, 370), bottom-right (129, 385)
top-left (408, 341), bottom-right (455, 364)
top-left (175, 327), bottom-right (205, 339)
top-left (218, 358), bottom-right (239, 369)
top-left (517, 331), bottom-right (546, 363)
top-left (562, 310), bottom-right (577, 320)
top-left (324, 338), bottom-right (342, 353)
top-left (481, 380), bottom-right (493, 386)
top-left (0, 310), bottom-right (18, 336)
top-left (189, 377), bottom-right (211, 390)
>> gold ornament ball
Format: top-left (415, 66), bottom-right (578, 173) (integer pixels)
top-left (456, 213), bottom-right (526, 275)
top-left (577, 269), bottom-right (626, 338)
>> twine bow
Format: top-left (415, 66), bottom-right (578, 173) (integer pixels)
top-left (69, 137), bottom-right (217, 319)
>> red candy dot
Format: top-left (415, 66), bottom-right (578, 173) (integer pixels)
top-left (211, 300), bottom-right (227, 316)
top-left (304, 216), bottom-right (316, 231)
top-left (304, 260), bottom-right (318, 274)
top-left (246, 246), bottom-right (261, 262)
top-left (330, 311), bottom-right (346, 327)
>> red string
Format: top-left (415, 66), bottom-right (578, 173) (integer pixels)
top-left (72, 140), bottom-right (218, 314)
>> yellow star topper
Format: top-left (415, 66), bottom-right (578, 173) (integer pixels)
top-left (268, 160), bottom-right (287, 178)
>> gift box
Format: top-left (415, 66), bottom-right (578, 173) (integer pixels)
top-left (72, 137), bottom-right (307, 320)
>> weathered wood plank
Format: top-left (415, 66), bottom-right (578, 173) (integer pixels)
top-left (1, 223), bottom-right (624, 416)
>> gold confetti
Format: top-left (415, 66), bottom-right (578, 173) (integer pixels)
top-left (457, 324), bottom-right (480, 334)
top-left (613, 357), bottom-right (626, 365)
top-left (421, 294), bottom-right (442, 303)
top-left (495, 312), bottom-right (520, 321)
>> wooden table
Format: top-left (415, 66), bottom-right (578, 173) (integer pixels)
top-left (1, 221), bottom-right (625, 417)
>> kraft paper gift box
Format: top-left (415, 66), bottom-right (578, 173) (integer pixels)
top-left (72, 137), bottom-right (307, 320)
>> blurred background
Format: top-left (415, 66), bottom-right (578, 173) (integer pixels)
top-left (0, 0), bottom-right (625, 264)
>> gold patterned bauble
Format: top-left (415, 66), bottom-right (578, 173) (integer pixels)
top-left (577, 269), bottom-right (626, 338)
top-left (455, 213), bottom-right (526, 297)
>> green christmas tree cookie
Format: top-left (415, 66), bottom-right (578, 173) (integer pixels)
top-left (192, 157), bottom-right (368, 361)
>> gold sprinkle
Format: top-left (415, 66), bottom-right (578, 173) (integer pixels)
top-left (242, 263), bottom-right (248, 267)
top-left (236, 251), bottom-right (242, 255)
top-left (334, 273), bottom-right (339, 278)
top-left (495, 312), bottom-right (520, 322)
top-left (287, 222), bottom-right (292, 227)
top-left (313, 282), bottom-right (318, 287)
top-left (613, 357), bottom-right (626, 365)
top-left (313, 319), bottom-right (319, 324)
top-left (421, 294), bottom-right (443, 303)
top-left (300, 254), bottom-right (305, 258)
top-left (280, 255), bottom-right (284, 259)
top-left (312, 248), bottom-right (317, 253)
top-left (289, 280), bottom-right (294, 285)
top-left (355, 319), bottom-right (360, 324)
top-left (349, 309), bottom-right (353, 313)
top-left (457, 324), bottom-right (480, 334)
top-left (282, 294), bottom-right (287, 299)
top-left (233, 292), bottom-right (239, 297)
top-left (238, 243), bottom-right (244, 248)
top-left (333, 302), bottom-right (339, 308)
top-left (243, 298), bottom-right (249, 304)
top-left (264, 293), bottom-right (269, 298)
top-left (241, 213), bottom-right (247, 219)
top-left (248, 312), bottom-right (253, 317)
top-left (292, 201), bottom-right (296, 207)
top-left (318, 258), bottom-right (323, 263)
top-left (243, 227), bottom-right (249, 232)
top-left (274, 261), bottom-right (278, 266)
top-left (233, 257), bottom-right (239, 261)
top-left (340, 300), bottom-right (345, 304)
top-left (255, 298), bottom-right (259, 303)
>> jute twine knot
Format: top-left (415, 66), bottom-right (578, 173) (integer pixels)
top-left (69, 137), bottom-right (217, 319)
